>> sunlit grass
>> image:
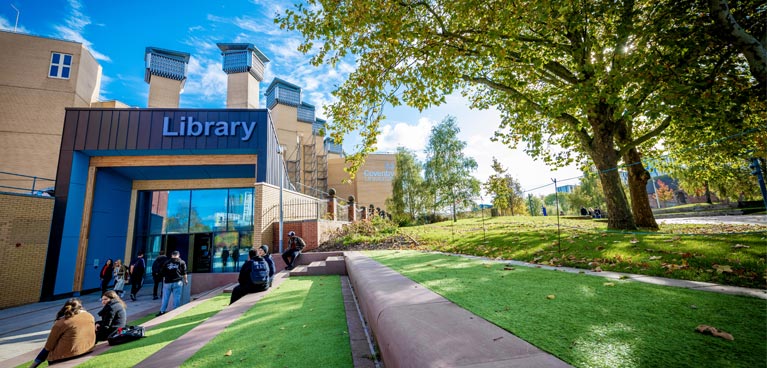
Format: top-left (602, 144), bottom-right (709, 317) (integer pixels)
top-left (182, 276), bottom-right (352, 368)
top-left (369, 250), bottom-right (767, 368)
top-left (76, 295), bottom-right (230, 368)
top-left (398, 216), bottom-right (767, 288)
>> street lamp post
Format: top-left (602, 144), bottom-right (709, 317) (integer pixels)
top-left (278, 146), bottom-right (284, 254)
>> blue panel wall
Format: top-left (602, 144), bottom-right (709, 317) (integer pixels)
top-left (82, 169), bottom-right (133, 292)
top-left (54, 152), bottom-right (89, 295)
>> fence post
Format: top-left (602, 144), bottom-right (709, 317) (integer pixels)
top-left (360, 205), bottom-right (368, 220)
top-left (327, 188), bottom-right (337, 221)
top-left (348, 196), bottom-right (357, 222)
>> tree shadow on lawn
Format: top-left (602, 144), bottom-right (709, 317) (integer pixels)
top-left (76, 295), bottom-right (230, 368)
top-left (182, 276), bottom-right (352, 368)
top-left (370, 251), bottom-right (767, 368)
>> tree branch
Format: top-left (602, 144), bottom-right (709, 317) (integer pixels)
top-left (618, 116), bottom-right (671, 156)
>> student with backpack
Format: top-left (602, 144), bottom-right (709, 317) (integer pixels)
top-left (230, 248), bottom-right (270, 305)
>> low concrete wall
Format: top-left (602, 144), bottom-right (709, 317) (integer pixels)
top-left (344, 251), bottom-right (571, 368)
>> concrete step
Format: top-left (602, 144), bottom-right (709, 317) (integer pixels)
top-left (288, 257), bottom-right (347, 276)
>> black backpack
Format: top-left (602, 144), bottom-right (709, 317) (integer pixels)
top-left (250, 259), bottom-right (269, 285)
top-left (107, 325), bottom-right (145, 345)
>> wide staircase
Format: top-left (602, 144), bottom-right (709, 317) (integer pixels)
top-left (287, 251), bottom-right (347, 276)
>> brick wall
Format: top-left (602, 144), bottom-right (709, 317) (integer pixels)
top-left (0, 193), bottom-right (54, 309)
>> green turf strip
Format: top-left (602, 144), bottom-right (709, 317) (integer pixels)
top-left (182, 276), bottom-right (352, 368)
top-left (369, 250), bottom-right (766, 368)
top-left (75, 294), bottom-right (230, 368)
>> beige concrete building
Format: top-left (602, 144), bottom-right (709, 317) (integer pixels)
top-left (0, 30), bottom-right (102, 191)
top-left (328, 153), bottom-right (395, 211)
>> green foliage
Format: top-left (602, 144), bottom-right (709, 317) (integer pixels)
top-left (386, 147), bottom-right (429, 225)
top-left (370, 251), bottom-right (767, 368)
top-left (277, 0), bottom-right (762, 230)
top-left (399, 216), bottom-right (767, 289)
top-left (183, 276), bottom-right (351, 368)
top-left (568, 170), bottom-right (606, 211)
top-left (423, 116), bottom-right (479, 221)
top-left (482, 158), bottom-right (527, 216)
top-left (323, 216), bottom-right (399, 247)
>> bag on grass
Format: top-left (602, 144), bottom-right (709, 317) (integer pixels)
top-left (107, 325), bottom-right (145, 346)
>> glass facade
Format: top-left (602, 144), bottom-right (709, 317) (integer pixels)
top-left (134, 187), bottom-right (255, 274)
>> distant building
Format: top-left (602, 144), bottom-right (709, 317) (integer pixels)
top-left (556, 184), bottom-right (577, 193)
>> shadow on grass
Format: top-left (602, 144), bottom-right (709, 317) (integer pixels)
top-left (371, 250), bottom-right (767, 368)
top-left (76, 295), bottom-right (230, 368)
top-left (182, 276), bottom-right (352, 368)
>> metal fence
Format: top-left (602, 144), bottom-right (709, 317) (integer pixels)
top-left (336, 201), bottom-right (349, 222)
top-left (0, 171), bottom-right (55, 196)
top-left (263, 197), bottom-right (327, 223)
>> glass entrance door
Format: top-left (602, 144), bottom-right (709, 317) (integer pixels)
top-left (192, 233), bottom-right (213, 273)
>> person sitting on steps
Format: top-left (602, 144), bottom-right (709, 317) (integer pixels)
top-left (230, 248), bottom-right (270, 304)
top-left (259, 245), bottom-right (276, 287)
top-left (95, 290), bottom-right (127, 342)
top-left (281, 231), bottom-right (305, 270)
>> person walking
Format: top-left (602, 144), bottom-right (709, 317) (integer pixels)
top-left (151, 252), bottom-right (168, 300)
top-left (230, 248), bottom-right (270, 304)
top-left (112, 260), bottom-right (128, 297)
top-left (221, 246), bottom-right (230, 272)
top-left (232, 247), bottom-right (240, 269)
top-left (95, 291), bottom-right (126, 342)
top-left (281, 231), bottom-right (305, 270)
top-left (99, 259), bottom-right (114, 295)
top-left (129, 252), bottom-right (146, 301)
top-left (30, 298), bottom-right (96, 367)
top-left (157, 251), bottom-right (188, 316)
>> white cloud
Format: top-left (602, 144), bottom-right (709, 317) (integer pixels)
top-left (0, 14), bottom-right (29, 33)
top-left (376, 118), bottom-right (433, 157)
top-left (183, 56), bottom-right (227, 105)
top-left (53, 0), bottom-right (111, 62)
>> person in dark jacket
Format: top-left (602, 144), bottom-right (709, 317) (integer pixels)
top-left (281, 231), bottom-right (305, 270)
top-left (151, 253), bottom-right (168, 300)
top-left (99, 259), bottom-right (114, 295)
top-left (129, 252), bottom-right (146, 301)
top-left (221, 246), bottom-right (230, 272)
top-left (157, 251), bottom-right (187, 316)
top-left (259, 245), bottom-right (276, 287)
top-left (230, 249), bottom-right (270, 305)
top-left (95, 291), bottom-right (127, 342)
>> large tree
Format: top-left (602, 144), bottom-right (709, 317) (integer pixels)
top-left (385, 147), bottom-right (429, 225)
top-left (278, 0), bottom-right (759, 230)
top-left (423, 116), bottom-right (480, 222)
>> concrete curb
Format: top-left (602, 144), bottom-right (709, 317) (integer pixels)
top-left (345, 251), bottom-right (571, 368)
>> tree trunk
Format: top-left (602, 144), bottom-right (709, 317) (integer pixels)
top-left (588, 130), bottom-right (636, 230)
top-left (624, 147), bottom-right (659, 229)
top-left (704, 181), bottom-right (713, 204)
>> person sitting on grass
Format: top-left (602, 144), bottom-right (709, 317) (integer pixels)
top-left (230, 248), bottom-right (270, 305)
top-left (30, 298), bottom-right (96, 367)
top-left (259, 245), bottom-right (276, 287)
top-left (95, 290), bottom-right (127, 342)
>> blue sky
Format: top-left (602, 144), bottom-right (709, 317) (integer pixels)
top-left (0, 0), bottom-right (580, 196)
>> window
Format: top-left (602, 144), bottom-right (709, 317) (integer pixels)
top-left (49, 52), bottom-right (72, 79)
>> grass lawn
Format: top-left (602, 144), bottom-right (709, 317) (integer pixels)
top-left (182, 275), bottom-right (352, 368)
top-left (395, 216), bottom-right (767, 289)
top-left (75, 294), bottom-right (230, 368)
top-left (368, 250), bottom-right (766, 368)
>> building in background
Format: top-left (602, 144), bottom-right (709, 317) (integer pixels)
top-left (0, 30), bottom-right (102, 192)
top-left (0, 40), bottom-right (396, 301)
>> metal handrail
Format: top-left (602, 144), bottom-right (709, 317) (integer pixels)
top-left (0, 171), bottom-right (55, 195)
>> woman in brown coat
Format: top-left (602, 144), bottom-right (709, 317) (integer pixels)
top-left (30, 298), bottom-right (96, 367)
